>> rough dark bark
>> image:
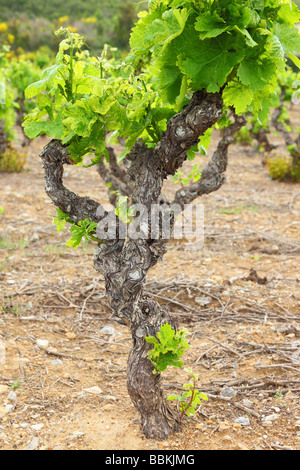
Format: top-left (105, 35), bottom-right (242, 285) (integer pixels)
top-left (0, 120), bottom-right (7, 156)
top-left (126, 296), bottom-right (180, 439)
top-left (173, 114), bottom-right (247, 208)
top-left (155, 91), bottom-right (223, 176)
top-left (39, 139), bottom-right (103, 225)
top-left (270, 89), bottom-right (300, 171)
top-left (97, 147), bottom-right (133, 207)
top-left (250, 127), bottom-right (277, 156)
top-left (271, 90), bottom-right (294, 148)
top-left (15, 99), bottom-right (31, 148)
top-left (39, 90), bottom-right (244, 440)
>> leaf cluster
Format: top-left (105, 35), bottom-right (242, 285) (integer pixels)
top-left (130, 0), bottom-right (300, 122)
top-left (53, 208), bottom-right (102, 247)
top-left (23, 28), bottom-right (176, 164)
top-left (167, 368), bottom-right (208, 418)
top-left (145, 322), bottom-right (190, 373)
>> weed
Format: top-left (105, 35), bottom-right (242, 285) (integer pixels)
top-left (0, 145), bottom-right (27, 173)
top-left (146, 324), bottom-right (207, 420)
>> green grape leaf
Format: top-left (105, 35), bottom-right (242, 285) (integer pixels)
top-left (195, 11), bottom-right (228, 39)
top-left (23, 112), bottom-right (64, 139)
top-left (178, 25), bottom-right (245, 92)
top-left (273, 22), bottom-right (300, 56)
top-left (223, 82), bottom-right (254, 114)
top-left (237, 58), bottom-right (277, 92)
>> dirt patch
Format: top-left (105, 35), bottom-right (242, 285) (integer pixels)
top-left (0, 133), bottom-right (300, 450)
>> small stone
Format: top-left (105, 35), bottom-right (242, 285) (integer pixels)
top-left (66, 332), bottom-right (76, 340)
top-left (20, 423), bottom-right (29, 429)
top-left (220, 386), bottom-right (236, 399)
top-left (100, 326), bottom-right (116, 335)
top-left (262, 413), bottom-right (280, 423)
top-left (36, 339), bottom-right (49, 349)
top-left (234, 417), bottom-right (250, 426)
top-left (51, 359), bottom-right (63, 366)
top-left (105, 395), bottom-right (117, 402)
top-left (82, 386), bottom-right (102, 395)
top-left (24, 219), bottom-right (36, 224)
top-left (31, 423), bottom-right (44, 431)
top-left (5, 404), bottom-right (14, 413)
top-left (219, 422), bottom-right (230, 432)
top-left (7, 391), bottom-right (17, 401)
top-left (195, 423), bottom-right (203, 430)
top-left (232, 423), bottom-right (242, 429)
top-left (27, 437), bottom-right (39, 450)
top-left (195, 296), bottom-right (212, 306)
top-left (70, 431), bottom-right (85, 440)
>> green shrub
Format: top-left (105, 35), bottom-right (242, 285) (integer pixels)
top-left (267, 155), bottom-right (300, 183)
top-left (0, 144), bottom-right (26, 172)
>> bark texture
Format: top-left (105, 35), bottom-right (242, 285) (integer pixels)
top-left (271, 90), bottom-right (300, 170)
top-left (97, 147), bottom-right (133, 207)
top-left (0, 120), bottom-right (7, 156)
top-left (39, 90), bottom-right (243, 439)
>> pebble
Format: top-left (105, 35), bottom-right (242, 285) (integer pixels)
top-left (70, 431), bottom-right (85, 440)
top-left (219, 422), bottom-right (230, 432)
top-left (5, 404), bottom-right (14, 413)
top-left (100, 326), bottom-right (117, 335)
top-left (262, 413), bottom-right (280, 424)
top-left (36, 339), bottom-right (49, 349)
top-left (20, 423), bottom-right (30, 429)
top-left (24, 219), bottom-right (36, 224)
top-left (234, 417), bottom-right (250, 426)
top-left (31, 423), bottom-right (44, 431)
top-left (66, 332), bottom-right (76, 340)
top-left (195, 296), bottom-right (212, 306)
top-left (82, 386), bottom-right (102, 395)
top-left (27, 437), bottom-right (39, 450)
top-left (51, 359), bottom-right (63, 366)
top-left (7, 391), bottom-right (17, 401)
top-left (220, 386), bottom-right (236, 399)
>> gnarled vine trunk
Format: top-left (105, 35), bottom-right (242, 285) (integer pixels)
top-left (0, 120), bottom-right (7, 156)
top-left (39, 91), bottom-right (246, 439)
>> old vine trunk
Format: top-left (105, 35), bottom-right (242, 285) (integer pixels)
top-left (37, 91), bottom-right (249, 440)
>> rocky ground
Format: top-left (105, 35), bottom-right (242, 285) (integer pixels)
top-left (0, 129), bottom-right (300, 450)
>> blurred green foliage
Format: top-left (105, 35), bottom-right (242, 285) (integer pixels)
top-left (0, 0), bottom-right (141, 54)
